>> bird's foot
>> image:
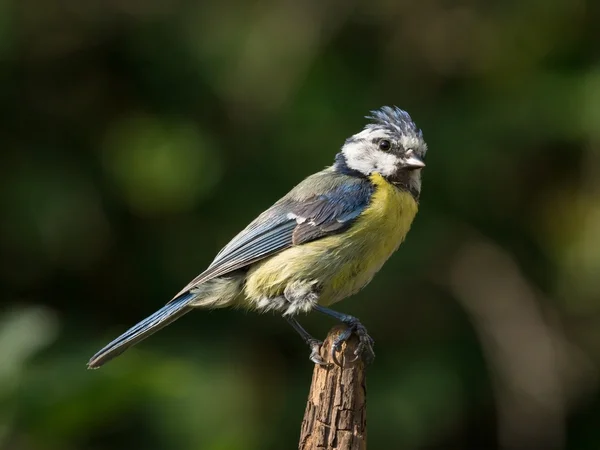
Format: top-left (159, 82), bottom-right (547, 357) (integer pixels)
top-left (331, 319), bottom-right (375, 366)
top-left (285, 315), bottom-right (328, 366)
top-left (307, 338), bottom-right (328, 366)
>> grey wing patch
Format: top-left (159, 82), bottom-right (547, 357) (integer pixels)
top-left (206, 220), bottom-right (296, 274)
top-left (170, 217), bottom-right (296, 299)
top-left (211, 208), bottom-right (289, 264)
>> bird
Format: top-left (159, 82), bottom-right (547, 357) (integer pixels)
top-left (87, 106), bottom-right (427, 369)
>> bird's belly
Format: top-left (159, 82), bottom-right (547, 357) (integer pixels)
top-left (244, 175), bottom-right (418, 309)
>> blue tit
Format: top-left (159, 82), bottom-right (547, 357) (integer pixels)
top-left (88, 106), bottom-right (427, 368)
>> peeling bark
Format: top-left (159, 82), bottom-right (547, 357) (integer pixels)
top-left (299, 325), bottom-right (367, 450)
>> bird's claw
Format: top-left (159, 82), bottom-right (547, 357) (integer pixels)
top-left (330, 321), bottom-right (375, 366)
top-left (308, 339), bottom-right (328, 366)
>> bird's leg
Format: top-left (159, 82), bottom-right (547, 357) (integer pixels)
top-left (312, 305), bottom-right (375, 365)
top-left (284, 316), bottom-right (327, 366)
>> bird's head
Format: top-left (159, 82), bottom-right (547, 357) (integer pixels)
top-left (335, 106), bottom-right (427, 198)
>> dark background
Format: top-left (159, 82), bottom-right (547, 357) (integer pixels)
top-left (2, 0), bottom-right (600, 449)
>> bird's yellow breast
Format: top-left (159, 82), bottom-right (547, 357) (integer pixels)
top-left (244, 173), bottom-right (418, 306)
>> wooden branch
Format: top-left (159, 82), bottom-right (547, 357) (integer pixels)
top-left (299, 325), bottom-right (367, 450)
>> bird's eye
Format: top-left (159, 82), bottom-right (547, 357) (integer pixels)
top-left (379, 140), bottom-right (391, 151)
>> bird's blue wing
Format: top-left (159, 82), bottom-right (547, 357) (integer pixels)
top-left (290, 182), bottom-right (373, 245)
top-left (170, 174), bottom-right (373, 299)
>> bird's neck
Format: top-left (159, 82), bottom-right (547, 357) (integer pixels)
top-left (333, 152), bottom-right (366, 178)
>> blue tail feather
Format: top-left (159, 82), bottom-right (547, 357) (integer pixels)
top-left (87, 293), bottom-right (195, 369)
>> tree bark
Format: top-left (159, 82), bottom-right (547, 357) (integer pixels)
top-left (299, 325), bottom-right (367, 450)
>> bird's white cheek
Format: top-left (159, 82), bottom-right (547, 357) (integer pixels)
top-left (374, 151), bottom-right (399, 176)
top-left (342, 143), bottom-right (376, 175)
top-left (342, 144), bottom-right (400, 177)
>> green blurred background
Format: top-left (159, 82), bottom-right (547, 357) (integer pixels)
top-left (1, 0), bottom-right (600, 449)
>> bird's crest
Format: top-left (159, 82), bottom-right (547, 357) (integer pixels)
top-left (366, 106), bottom-right (423, 139)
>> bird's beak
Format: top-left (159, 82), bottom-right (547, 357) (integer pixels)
top-left (403, 155), bottom-right (425, 169)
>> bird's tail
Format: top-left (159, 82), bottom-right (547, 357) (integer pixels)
top-left (87, 293), bottom-right (195, 369)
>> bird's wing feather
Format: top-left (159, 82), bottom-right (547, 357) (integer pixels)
top-left (170, 172), bottom-right (373, 300)
top-left (291, 182), bottom-right (373, 244)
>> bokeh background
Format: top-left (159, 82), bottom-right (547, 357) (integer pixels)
top-left (2, 0), bottom-right (600, 449)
